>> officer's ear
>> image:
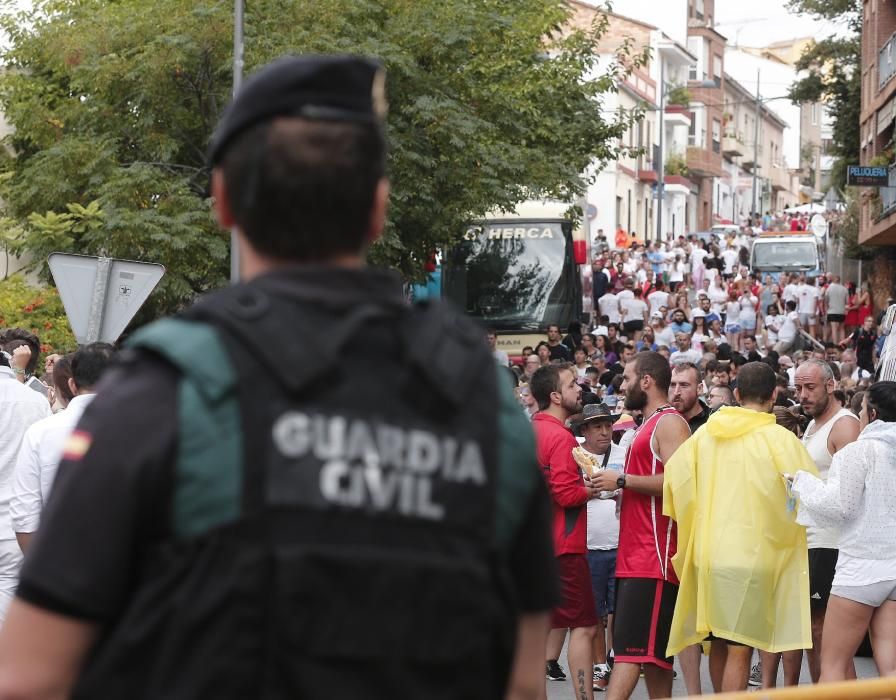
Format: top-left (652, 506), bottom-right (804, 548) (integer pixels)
top-left (210, 169), bottom-right (236, 230)
top-left (365, 178), bottom-right (390, 244)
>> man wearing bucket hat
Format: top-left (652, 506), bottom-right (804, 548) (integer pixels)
top-left (576, 403), bottom-right (625, 691)
top-left (0, 56), bottom-right (558, 699)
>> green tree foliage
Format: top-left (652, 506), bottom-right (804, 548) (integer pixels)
top-left (0, 275), bottom-right (77, 354)
top-left (0, 0), bottom-right (643, 319)
top-left (786, 0), bottom-right (861, 192)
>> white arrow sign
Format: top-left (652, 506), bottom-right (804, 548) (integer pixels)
top-left (48, 253), bottom-right (166, 344)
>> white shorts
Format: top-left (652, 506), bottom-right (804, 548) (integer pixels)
top-left (831, 580), bottom-right (896, 608)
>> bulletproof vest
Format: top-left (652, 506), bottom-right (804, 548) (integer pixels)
top-left (73, 275), bottom-right (516, 700)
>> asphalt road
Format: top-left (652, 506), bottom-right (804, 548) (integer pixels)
top-left (546, 649), bottom-right (880, 699)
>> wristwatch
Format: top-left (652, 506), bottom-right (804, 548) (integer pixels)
top-left (616, 474), bottom-right (626, 489)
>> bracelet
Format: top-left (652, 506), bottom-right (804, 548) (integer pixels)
top-left (12, 368), bottom-right (24, 375)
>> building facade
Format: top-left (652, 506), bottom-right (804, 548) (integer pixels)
top-left (859, 0), bottom-right (896, 244)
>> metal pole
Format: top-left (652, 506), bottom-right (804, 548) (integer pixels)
top-left (230, 0), bottom-right (244, 284)
top-left (751, 69), bottom-right (760, 226)
top-left (85, 256), bottom-right (112, 343)
top-left (656, 56), bottom-right (665, 243)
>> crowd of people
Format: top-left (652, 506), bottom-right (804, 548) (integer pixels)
top-left (495, 239), bottom-right (896, 697)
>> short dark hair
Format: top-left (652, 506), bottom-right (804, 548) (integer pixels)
top-left (671, 361), bottom-right (702, 383)
top-left (220, 118), bottom-right (386, 261)
top-left (530, 364), bottom-right (566, 411)
top-left (736, 362), bottom-right (777, 404)
top-left (633, 351), bottom-right (672, 393)
top-left (0, 328), bottom-right (40, 374)
top-left (71, 343), bottom-right (116, 390)
top-left (867, 381), bottom-right (896, 422)
top-left (786, 300), bottom-right (797, 311)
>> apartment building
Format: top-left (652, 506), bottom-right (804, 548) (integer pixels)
top-left (568, 2), bottom-right (696, 242)
top-left (859, 0), bottom-right (896, 244)
top-left (683, 0), bottom-right (728, 230)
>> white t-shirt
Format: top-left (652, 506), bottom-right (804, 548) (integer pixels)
top-left (647, 290), bottom-right (670, 317)
top-left (586, 442), bottom-right (626, 550)
top-left (620, 297), bottom-right (648, 323)
top-left (721, 249), bottom-right (739, 274)
top-left (598, 293), bottom-right (621, 324)
top-left (764, 313), bottom-right (781, 344)
top-left (738, 294), bottom-right (758, 324)
top-left (724, 301), bottom-right (740, 326)
top-left (655, 326), bottom-right (676, 348)
top-left (778, 311), bottom-right (799, 343)
top-left (708, 285), bottom-right (728, 315)
top-left (670, 348), bottom-right (703, 365)
top-left (783, 283), bottom-right (799, 304)
top-left (797, 284), bottom-right (819, 315)
top-left (0, 370), bottom-right (53, 542)
top-left (691, 247), bottom-right (708, 269)
top-left (668, 261), bottom-right (685, 282)
top-left (10, 394), bottom-right (95, 534)
top-left (691, 332), bottom-right (710, 352)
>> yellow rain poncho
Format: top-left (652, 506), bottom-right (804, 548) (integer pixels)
top-left (663, 406), bottom-right (819, 656)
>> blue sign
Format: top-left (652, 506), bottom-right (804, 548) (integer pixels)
top-left (846, 165), bottom-right (890, 187)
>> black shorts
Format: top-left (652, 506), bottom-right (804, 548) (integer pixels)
top-left (809, 548), bottom-right (839, 610)
top-left (612, 577), bottom-right (678, 670)
top-left (827, 314), bottom-right (845, 323)
top-left (623, 320), bottom-right (644, 334)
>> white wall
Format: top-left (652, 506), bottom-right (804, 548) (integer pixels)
top-left (724, 48), bottom-right (801, 169)
top-left (612, 0), bottom-right (689, 46)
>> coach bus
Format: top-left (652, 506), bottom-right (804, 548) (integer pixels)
top-left (441, 200), bottom-right (591, 360)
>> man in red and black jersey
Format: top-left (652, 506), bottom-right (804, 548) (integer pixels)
top-left (593, 352), bottom-right (690, 699)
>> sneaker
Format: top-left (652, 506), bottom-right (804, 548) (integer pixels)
top-left (546, 660), bottom-right (567, 682)
top-left (593, 665), bottom-right (610, 692)
top-left (748, 661), bottom-right (762, 687)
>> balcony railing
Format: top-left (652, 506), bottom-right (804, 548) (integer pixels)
top-left (880, 32), bottom-right (896, 91)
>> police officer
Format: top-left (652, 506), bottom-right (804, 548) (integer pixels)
top-left (0, 56), bottom-right (558, 700)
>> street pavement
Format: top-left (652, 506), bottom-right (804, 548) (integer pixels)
top-left (546, 650), bottom-right (879, 699)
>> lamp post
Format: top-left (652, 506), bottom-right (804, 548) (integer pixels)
top-left (230, 0), bottom-right (245, 284)
top-left (750, 69), bottom-right (761, 226)
top-left (656, 59), bottom-right (666, 243)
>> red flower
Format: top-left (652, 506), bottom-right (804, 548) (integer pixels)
top-left (23, 304), bottom-right (33, 313)
top-left (44, 322), bottom-right (53, 330)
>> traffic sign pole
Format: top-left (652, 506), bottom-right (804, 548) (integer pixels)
top-left (85, 256), bottom-right (112, 343)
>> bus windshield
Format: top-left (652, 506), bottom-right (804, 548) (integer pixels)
top-left (442, 221), bottom-right (577, 331)
top-left (751, 241), bottom-right (818, 270)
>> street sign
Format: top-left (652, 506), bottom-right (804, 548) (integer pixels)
top-left (810, 214), bottom-right (827, 239)
top-left (846, 165), bottom-right (890, 187)
top-left (48, 253), bottom-right (165, 344)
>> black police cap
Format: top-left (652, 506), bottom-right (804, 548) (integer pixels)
top-left (208, 54), bottom-right (386, 166)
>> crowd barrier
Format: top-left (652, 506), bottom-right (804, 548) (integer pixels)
top-left (683, 677), bottom-right (896, 699)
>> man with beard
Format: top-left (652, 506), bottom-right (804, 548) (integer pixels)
top-left (592, 352), bottom-right (690, 699)
top-left (670, 362), bottom-right (710, 433)
top-left (531, 364), bottom-right (600, 697)
top-left (763, 359), bottom-right (860, 687)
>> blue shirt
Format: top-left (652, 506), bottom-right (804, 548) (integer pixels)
top-left (670, 321), bottom-right (693, 335)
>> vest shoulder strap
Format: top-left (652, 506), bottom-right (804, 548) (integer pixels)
top-left (127, 318), bottom-right (243, 539)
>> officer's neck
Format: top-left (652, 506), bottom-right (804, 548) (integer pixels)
top-left (239, 242), bottom-right (365, 281)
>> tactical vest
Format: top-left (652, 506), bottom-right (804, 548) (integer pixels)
top-left (72, 275), bottom-right (519, 700)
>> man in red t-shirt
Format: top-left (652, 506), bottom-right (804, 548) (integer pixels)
top-left (593, 352), bottom-right (690, 699)
top-left (531, 363), bottom-right (600, 697)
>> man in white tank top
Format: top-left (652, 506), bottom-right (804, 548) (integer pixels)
top-left (769, 359), bottom-right (860, 686)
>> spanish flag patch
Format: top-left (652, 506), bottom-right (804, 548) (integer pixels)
top-left (62, 431), bottom-right (93, 462)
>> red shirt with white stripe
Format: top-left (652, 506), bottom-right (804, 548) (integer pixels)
top-left (616, 406), bottom-right (685, 583)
